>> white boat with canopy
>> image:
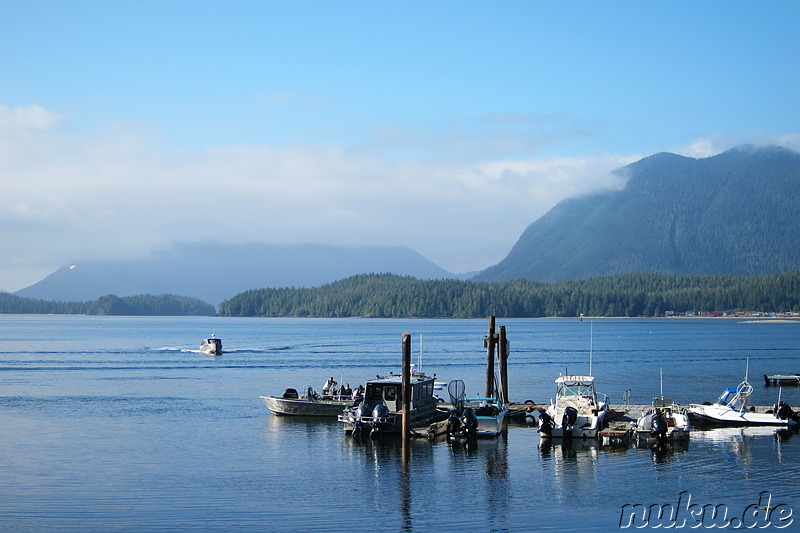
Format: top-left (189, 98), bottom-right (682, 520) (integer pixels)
top-left (688, 360), bottom-right (799, 427)
top-left (539, 375), bottom-right (608, 439)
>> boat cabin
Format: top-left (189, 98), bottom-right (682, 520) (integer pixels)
top-left (363, 374), bottom-right (437, 414)
top-left (555, 375), bottom-right (599, 404)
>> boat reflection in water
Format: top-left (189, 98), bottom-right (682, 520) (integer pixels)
top-left (691, 425), bottom-right (799, 467)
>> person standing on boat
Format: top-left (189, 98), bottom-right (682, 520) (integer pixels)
top-left (322, 377), bottom-right (336, 397)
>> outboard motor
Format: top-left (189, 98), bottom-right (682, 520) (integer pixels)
top-left (562, 406), bottom-right (578, 437)
top-left (650, 410), bottom-right (668, 439)
top-left (446, 410), bottom-right (463, 443)
top-left (351, 402), bottom-right (372, 439)
top-left (538, 411), bottom-right (554, 437)
top-left (369, 404), bottom-right (389, 440)
top-left (462, 407), bottom-right (478, 440)
top-left (776, 402), bottom-right (797, 421)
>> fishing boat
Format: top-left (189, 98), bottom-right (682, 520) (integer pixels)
top-left (339, 372), bottom-right (443, 439)
top-left (539, 375), bottom-right (609, 439)
top-left (688, 361), bottom-right (800, 427)
top-left (634, 370), bottom-right (691, 441)
top-left (199, 333), bottom-right (222, 355)
top-left (635, 397), bottom-right (691, 441)
top-left (463, 397), bottom-right (508, 437)
top-left (260, 387), bottom-right (355, 417)
top-left (764, 374), bottom-right (800, 386)
top-left (445, 380), bottom-right (507, 441)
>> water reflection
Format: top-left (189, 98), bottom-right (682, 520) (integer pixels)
top-left (691, 426), bottom-right (799, 466)
top-left (538, 436), bottom-right (599, 505)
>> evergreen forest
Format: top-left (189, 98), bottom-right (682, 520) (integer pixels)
top-left (218, 271), bottom-right (800, 318)
top-left (0, 293), bottom-right (216, 316)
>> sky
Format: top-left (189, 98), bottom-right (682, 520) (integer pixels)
top-left (2, 1), bottom-right (800, 292)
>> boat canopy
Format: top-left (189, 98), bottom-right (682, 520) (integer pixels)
top-left (555, 375), bottom-right (594, 384)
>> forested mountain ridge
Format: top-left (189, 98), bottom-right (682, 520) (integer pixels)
top-left (474, 145), bottom-right (800, 282)
top-left (0, 292), bottom-right (215, 316)
top-left (217, 271), bottom-right (800, 318)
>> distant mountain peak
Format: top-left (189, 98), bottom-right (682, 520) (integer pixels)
top-left (474, 144), bottom-right (800, 282)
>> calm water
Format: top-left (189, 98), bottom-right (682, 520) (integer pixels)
top-left (1, 315), bottom-right (799, 531)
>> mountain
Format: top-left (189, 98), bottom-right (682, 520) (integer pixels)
top-left (474, 145), bottom-right (800, 282)
top-left (15, 243), bottom-right (458, 306)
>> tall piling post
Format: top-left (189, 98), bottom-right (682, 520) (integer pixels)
top-left (498, 325), bottom-right (509, 404)
top-left (485, 316), bottom-right (496, 399)
top-left (402, 333), bottom-right (411, 442)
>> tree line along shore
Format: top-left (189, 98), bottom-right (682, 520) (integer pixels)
top-left (3, 271), bottom-right (799, 318)
top-left (217, 271), bottom-right (800, 318)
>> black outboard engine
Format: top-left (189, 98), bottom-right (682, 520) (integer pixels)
top-left (369, 404), bottom-right (389, 440)
top-left (462, 407), bottom-right (478, 440)
top-left (447, 407), bottom-right (479, 444)
top-left (562, 406), bottom-right (578, 437)
top-left (538, 411), bottom-right (554, 437)
top-left (650, 410), bottom-right (668, 439)
top-left (775, 401), bottom-right (797, 422)
top-left (351, 402), bottom-right (372, 439)
top-left (446, 410), bottom-right (462, 442)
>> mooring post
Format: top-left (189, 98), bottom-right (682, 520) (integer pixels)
top-left (498, 325), bottom-right (509, 404)
top-left (485, 316), bottom-right (496, 398)
top-left (402, 333), bottom-right (411, 442)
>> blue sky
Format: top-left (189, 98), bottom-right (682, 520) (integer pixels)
top-left (2, 1), bottom-right (800, 291)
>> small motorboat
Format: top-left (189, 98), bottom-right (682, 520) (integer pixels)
top-left (445, 380), bottom-right (507, 441)
top-left (200, 333), bottom-right (222, 355)
top-left (260, 387), bottom-right (355, 417)
top-left (635, 397), bottom-right (691, 441)
top-left (539, 375), bottom-right (609, 439)
top-left (688, 361), bottom-right (800, 427)
top-left (634, 370), bottom-right (690, 441)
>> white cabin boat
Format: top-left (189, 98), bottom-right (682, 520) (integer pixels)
top-left (539, 375), bottom-right (608, 439)
top-left (200, 333), bottom-right (222, 355)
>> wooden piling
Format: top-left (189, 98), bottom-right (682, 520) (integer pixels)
top-left (498, 325), bottom-right (509, 404)
top-left (485, 316), bottom-right (496, 398)
top-left (401, 333), bottom-right (411, 442)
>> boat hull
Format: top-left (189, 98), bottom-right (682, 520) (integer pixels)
top-left (687, 405), bottom-right (795, 427)
top-left (475, 408), bottom-right (508, 438)
top-left (260, 395), bottom-right (352, 417)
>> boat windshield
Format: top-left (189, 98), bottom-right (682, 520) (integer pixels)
top-left (557, 383), bottom-right (594, 398)
top-left (716, 387), bottom-right (747, 411)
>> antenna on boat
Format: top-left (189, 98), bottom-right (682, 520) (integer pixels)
top-left (589, 320), bottom-right (593, 376)
top-left (660, 368), bottom-right (664, 398)
top-left (418, 334), bottom-right (423, 372)
top-left (745, 357), bottom-right (749, 382)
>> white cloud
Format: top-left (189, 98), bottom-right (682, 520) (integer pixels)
top-left (6, 103), bottom-right (782, 292)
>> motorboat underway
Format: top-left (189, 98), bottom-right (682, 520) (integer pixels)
top-left (339, 372), bottom-right (443, 439)
top-left (260, 387), bottom-right (355, 417)
top-left (539, 375), bottom-right (608, 439)
top-left (635, 396), bottom-right (691, 441)
top-left (200, 333), bottom-right (222, 355)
